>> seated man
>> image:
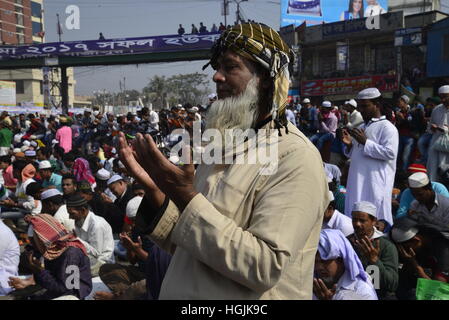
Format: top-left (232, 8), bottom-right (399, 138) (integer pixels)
top-left (0, 218), bottom-right (20, 296)
top-left (309, 101), bottom-right (337, 151)
top-left (107, 175), bottom-right (134, 233)
top-left (391, 222), bottom-right (449, 300)
top-left (40, 189), bottom-right (75, 232)
top-left (314, 229), bottom-right (377, 300)
top-left (347, 201), bottom-right (399, 300)
top-left (395, 166), bottom-right (449, 219)
top-left (8, 214), bottom-right (92, 300)
top-left (404, 172), bottom-right (449, 229)
top-left (61, 174), bottom-right (78, 201)
top-left (38, 160), bottom-right (63, 192)
top-left (322, 191), bottom-right (353, 237)
top-left (66, 194), bottom-right (115, 276)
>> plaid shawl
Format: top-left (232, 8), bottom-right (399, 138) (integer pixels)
top-left (29, 214), bottom-right (87, 260)
top-left (203, 23), bottom-right (295, 131)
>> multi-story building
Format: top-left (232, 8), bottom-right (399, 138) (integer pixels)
top-left (0, 0), bottom-right (76, 108)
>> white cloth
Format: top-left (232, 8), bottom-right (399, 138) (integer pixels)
top-left (149, 110), bottom-right (159, 131)
top-left (365, 4), bottom-right (386, 17)
top-left (74, 211), bottom-right (115, 268)
top-left (427, 104), bottom-right (449, 181)
top-left (346, 110), bottom-right (364, 129)
top-left (344, 116), bottom-right (399, 225)
top-left (0, 219), bottom-right (20, 296)
top-left (332, 272), bottom-right (378, 300)
top-left (54, 205), bottom-right (75, 232)
top-left (16, 179), bottom-right (37, 214)
top-left (324, 163), bottom-right (341, 185)
top-left (323, 209), bottom-right (354, 237)
top-left (285, 109), bottom-right (297, 127)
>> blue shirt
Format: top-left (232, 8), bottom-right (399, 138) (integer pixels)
top-left (395, 182), bottom-right (449, 219)
top-left (42, 173), bottom-right (63, 192)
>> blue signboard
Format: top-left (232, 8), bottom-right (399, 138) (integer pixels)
top-left (281, 0), bottom-right (389, 27)
top-left (0, 33), bottom-right (221, 61)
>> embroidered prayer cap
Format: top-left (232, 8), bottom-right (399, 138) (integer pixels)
top-left (438, 85), bottom-right (449, 95)
top-left (408, 172), bottom-right (430, 189)
top-left (352, 201), bottom-right (377, 217)
top-left (407, 163), bottom-right (427, 174)
top-left (107, 174), bottom-right (123, 186)
top-left (41, 189), bottom-right (63, 201)
top-left (25, 150), bottom-right (36, 157)
top-left (66, 193), bottom-right (88, 208)
top-left (302, 98), bottom-right (311, 104)
top-left (126, 196), bottom-right (143, 219)
top-left (322, 101), bottom-right (332, 108)
top-left (96, 168), bottom-right (111, 181)
top-left (391, 226), bottom-right (419, 243)
top-left (203, 23), bottom-right (295, 128)
top-left (356, 88), bottom-right (381, 100)
top-left (38, 160), bottom-right (52, 170)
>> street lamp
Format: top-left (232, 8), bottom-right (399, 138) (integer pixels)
top-left (234, 0), bottom-right (248, 24)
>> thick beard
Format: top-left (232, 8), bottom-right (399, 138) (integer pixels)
top-left (205, 77), bottom-right (260, 139)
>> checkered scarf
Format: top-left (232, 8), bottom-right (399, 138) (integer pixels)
top-left (203, 23), bottom-right (295, 133)
top-left (28, 214), bottom-right (87, 260)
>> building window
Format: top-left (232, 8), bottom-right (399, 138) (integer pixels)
top-left (16, 26), bottom-right (24, 34)
top-left (444, 34), bottom-right (449, 62)
top-left (31, 2), bottom-right (42, 18)
top-left (15, 0), bottom-right (23, 5)
top-left (14, 80), bottom-right (24, 94)
top-left (16, 34), bottom-right (25, 44)
top-left (32, 22), bottom-right (42, 36)
top-left (15, 6), bottom-right (23, 14)
top-left (16, 14), bottom-right (24, 26)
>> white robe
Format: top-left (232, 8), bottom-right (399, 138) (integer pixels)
top-left (344, 116), bottom-right (399, 225)
top-left (427, 104), bottom-right (449, 182)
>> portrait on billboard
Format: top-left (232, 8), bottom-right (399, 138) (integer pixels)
top-left (281, 0), bottom-right (389, 27)
top-left (286, 0), bottom-right (322, 17)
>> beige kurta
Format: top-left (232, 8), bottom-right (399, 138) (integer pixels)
top-left (137, 121), bottom-right (329, 299)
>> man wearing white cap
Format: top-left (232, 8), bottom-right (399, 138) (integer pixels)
top-left (41, 189), bottom-right (75, 232)
top-left (407, 172), bottom-right (449, 229)
top-left (309, 101), bottom-right (338, 152)
top-left (95, 168), bottom-right (116, 203)
top-left (347, 201), bottom-right (399, 299)
top-left (107, 175), bottom-right (134, 229)
top-left (299, 98), bottom-right (312, 133)
top-left (322, 191), bottom-right (354, 237)
top-left (341, 88), bottom-right (399, 226)
top-left (395, 94), bottom-right (415, 172)
top-left (427, 85), bottom-right (449, 181)
top-left (391, 224), bottom-right (449, 298)
top-left (342, 99), bottom-right (363, 130)
top-left (39, 160), bottom-right (62, 192)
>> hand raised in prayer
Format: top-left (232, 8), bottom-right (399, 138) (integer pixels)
top-left (341, 129), bottom-right (352, 146)
top-left (356, 237), bottom-right (380, 264)
top-left (125, 132), bottom-right (197, 211)
top-left (349, 128), bottom-right (367, 145)
top-left (313, 278), bottom-right (336, 300)
top-left (397, 244), bottom-right (417, 264)
top-left (26, 252), bottom-right (44, 273)
top-left (119, 232), bottom-right (142, 252)
top-left (100, 192), bottom-right (113, 204)
top-left (118, 132), bottom-right (165, 211)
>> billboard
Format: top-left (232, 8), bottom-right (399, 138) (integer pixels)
top-left (281, 0), bottom-right (389, 27)
top-left (0, 81), bottom-right (16, 106)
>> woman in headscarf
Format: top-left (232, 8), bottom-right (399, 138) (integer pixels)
top-left (72, 158), bottom-right (96, 186)
top-left (8, 214), bottom-right (92, 300)
top-left (314, 229), bottom-right (378, 300)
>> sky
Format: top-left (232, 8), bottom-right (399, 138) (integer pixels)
top-left (42, 0), bottom-right (282, 96)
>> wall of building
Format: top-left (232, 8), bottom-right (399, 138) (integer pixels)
top-left (427, 17), bottom-right (449, 78)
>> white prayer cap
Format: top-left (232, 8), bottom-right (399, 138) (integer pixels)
top-left (191, 107), bottom-right (199, 112)
top-left (408, 172), bottom-right (430, 188)
top-left (176, 104), bottom-right (183, 108)
top-left (21, 146), bottom-right (29, 152)
top-left (391, 227), bottom-right (419, 243)
top-left (303, 98), bottom-right (311, 103)
top-left (52, 139), bottom-right (59, 146)
top-left (107, 174), bottom-right (123, 186)
top-left (93, 111), bottom-right (100, 116)
top-left (23, 140), bottom-right (31, 147)
top-left (347, 99), bottom-right (357, 108)
top-left (13, 148), bottom-right (21, 154)
top-left (25, 150), bottom-right (36, 157)
top-left (328, 191), bottom-right (335, 202)
top-left (30, 135), bottom-right (37, 140)
top-left (356, 88), bottom-right (381, 100)
top-left (352, 201), bottom-right (377, 217)
top-left (96, 168), bottom-right (111, 181)
top-left (111, 148), bottom-right (117, 154)
top-left (208, 93), bottom-right (217, 100)
top-left (41, 188), bottom-right (63, 200)
top-left (438, 85), bottom-right (449, 95)
top-left (38, 160), bottom-right (52, 170)
top-left (321, 101), bottom-right (332, 108)
top-left (126, 196), bottom-right (143, 219)
top-left (85, 108), bottom-right (92, 113)
top-left (30, 141), bottom-right (38, 148)
top-left (401, 95), bottom-right (410, 104)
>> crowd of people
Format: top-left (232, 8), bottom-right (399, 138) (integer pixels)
top-left (0, 21), bottom-right (449, 301)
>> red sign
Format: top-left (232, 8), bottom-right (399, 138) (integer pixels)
top-left (301, 74), bottom-right (398, 97)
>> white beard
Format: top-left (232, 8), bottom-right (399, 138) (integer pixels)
top-left (205, 77), bottom-right (260, 137)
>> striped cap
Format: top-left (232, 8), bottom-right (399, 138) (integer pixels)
top-left (65, 194), bottom-right (88, 207)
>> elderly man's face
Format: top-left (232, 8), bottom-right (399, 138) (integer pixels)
top-left (314, 253), bottom-right (345, 288)
top-left (441, 93), bottom-right (449, 107)
top-left (352, 211), bottom-right (376, 238)
top-left (213, 50), bottom-right (260, 100)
